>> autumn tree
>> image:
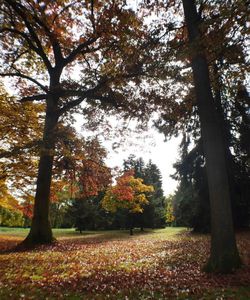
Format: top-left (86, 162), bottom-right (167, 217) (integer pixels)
top-left (0, 0), bottom-right (158, 245)
top-left (0, 81), bottom-right (110, 230)
top-left (165, 194), bottom-right (175, 226)
top-left (50, 134), bottom-right (111, 229)
top-left (102, 170), bottom-right (154, 235)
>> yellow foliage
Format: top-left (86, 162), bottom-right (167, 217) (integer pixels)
top-left (165, 195), bottom-right (175, 224)
top-left (0, 179), bottom-right (21, 212)
top-left (102, 171), bottom-right (154, 214)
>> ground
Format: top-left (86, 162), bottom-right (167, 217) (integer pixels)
top-left (0, 227), bottom-right (250, 299)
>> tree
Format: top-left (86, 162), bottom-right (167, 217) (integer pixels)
top-left (143, 160), bottom-right (166, 228)
top-left (181, 0), bottom-right (241, 272)
top-left (172, 136), bottom-right (210, 232)
top-left (50, 136), bottom-right (111, 230)
top-left (123, 156), bottom-right (166, 229)
top-left (172, 97), bottom-right (250, 233)
top-left (101, 170), bottom-right (154, 235)
top-left (0, 80), bottom-right (111, 231)
top-left (152, 0), bottom-right (249, 233)
top-left (0, 177), bottom-right (26, 226)
top-left (68, 192), bottom-right (110, 233)
top-left (0, 0), bottom-right (156, 245)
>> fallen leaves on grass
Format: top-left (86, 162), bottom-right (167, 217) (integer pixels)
top-left (0, 230), bottom-right (250, 299)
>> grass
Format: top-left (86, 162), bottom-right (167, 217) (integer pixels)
top-left (0, 227), bottom-right (249, 299)
top-left (0, 226), bottom-right (186, 239)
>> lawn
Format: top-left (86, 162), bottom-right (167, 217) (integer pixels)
top-left (0, 227), bottom-right (250, 299)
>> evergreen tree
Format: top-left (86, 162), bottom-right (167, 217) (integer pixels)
top-left (65, 192), bottom-right (115, 232)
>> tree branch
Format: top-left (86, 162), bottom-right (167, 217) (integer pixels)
top-left (0, 27), bottom-right (41, 57)
top-left (20, 94), bottom-right (48, 102)
top-left (29, 7), bottom-right (64, 66)
top-left (4, 0), bottom-right (52, 72)
top-left (64, 37), bottom-right (99, 66)
top-left (0, 71), bottom-right (48, 92)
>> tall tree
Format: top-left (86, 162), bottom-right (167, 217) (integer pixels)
top-left (153, 0), bottom-right (249, 232)
top-left (172, 136), bottom-right (210, 232)
top-left (0, 0), bottom-right (156, 245)
top-left (181, 0), bottom-right (241, 272)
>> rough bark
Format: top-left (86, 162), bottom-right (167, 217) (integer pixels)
top-left (23, 75), bottom-right (60, 245)
top-left (129, 213), bottom-right (134, 235)
top-left (182, 0), bottom-right (241, 273)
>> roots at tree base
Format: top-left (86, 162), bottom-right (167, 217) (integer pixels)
top-left (21, 217), bottom-right (56, 246)
top-left (203, 251), bottom-right (242, 273)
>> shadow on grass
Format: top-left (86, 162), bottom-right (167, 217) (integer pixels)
top-left (0, 228), bottom-right (166, 254)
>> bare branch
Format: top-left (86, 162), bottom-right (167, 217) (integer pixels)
top-left (0, 71), bottom-right (48, 92)
top-left (4, 0), bottom-right (53, 72)
top-left (20, 94), bottom-right (48, 102)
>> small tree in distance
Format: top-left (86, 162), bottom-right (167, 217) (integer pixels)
top-left (101, 170), bottom-right (154, 235)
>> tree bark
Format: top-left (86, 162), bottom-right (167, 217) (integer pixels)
top-left (23, 73), bottom-right (60, 245)
top-left (182, 0), bottom-right (241, 273)
top-left (129, 213), bottom-right (134, 235)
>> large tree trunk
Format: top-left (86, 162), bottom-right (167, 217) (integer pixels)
top-left (182, 0), bottom-right (241, 273)
top-left (23, 91), bottom-right (59, 245)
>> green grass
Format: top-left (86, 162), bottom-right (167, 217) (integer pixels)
top-left (0, 226), bottom-right (187, 239)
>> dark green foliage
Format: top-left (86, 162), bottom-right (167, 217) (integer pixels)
top-left (50, 201), bottom-right (72, 228)
top-left (65, 193), bottom-right (113, 232)
top-left (172, 136), bottom-right (210, 233)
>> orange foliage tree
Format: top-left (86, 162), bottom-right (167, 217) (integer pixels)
top-left (102, 170), bottom-right (154, 235)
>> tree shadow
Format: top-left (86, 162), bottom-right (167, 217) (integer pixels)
top-left (0, 228), bottom-right (155, 254)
